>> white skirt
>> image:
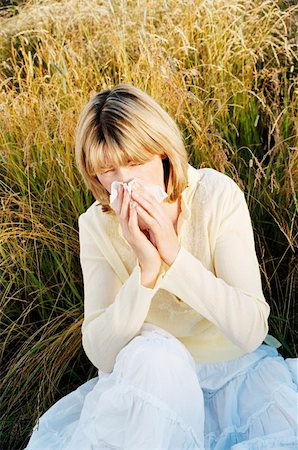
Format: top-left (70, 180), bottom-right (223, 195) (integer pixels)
top-left (25, 323), bottom-right (298, 450)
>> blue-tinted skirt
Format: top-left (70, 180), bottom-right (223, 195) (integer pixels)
top-left (25, 324), bottom-right (298, 449)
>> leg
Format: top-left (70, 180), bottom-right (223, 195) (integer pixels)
top-left (197, 344), bottom-right (298, 450)
top-left (71, 324), bottom-right (205, 450)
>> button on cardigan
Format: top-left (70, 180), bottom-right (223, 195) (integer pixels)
top-left (78, 164), bottom-right (270, 374)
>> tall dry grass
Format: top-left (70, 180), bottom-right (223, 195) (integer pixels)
top-left (0, 0), bottom-right (297, 448)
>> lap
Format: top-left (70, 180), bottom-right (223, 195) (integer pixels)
top-left (25, 325), bottom-right (298, 450)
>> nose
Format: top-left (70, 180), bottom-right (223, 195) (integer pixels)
top-left (114, 167), bottom-right (135, 184)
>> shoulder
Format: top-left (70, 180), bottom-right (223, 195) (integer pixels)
top-left (187, 167), bottom-right (246, 227)
top-left (198, 167), bottom-right (243, 190)
top-left (78, 200), bottom-right (97, 225)
top-left (78, 200), bottom-right (112, 230)
top-left (194, 167), bottom-right (245, 204)
top-left (190, 168), bottom-right (248, 240)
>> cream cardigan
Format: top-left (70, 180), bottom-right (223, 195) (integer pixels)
top-left (78, 164), bottom-right (270, 373)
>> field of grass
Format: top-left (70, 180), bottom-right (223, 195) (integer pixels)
top-left (0, 0), bottom-right (297, 448)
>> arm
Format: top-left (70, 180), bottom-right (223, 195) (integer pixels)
top-left (79, 214), bottom-right (163, 374)
top-left (157, 179), bottom-right (270, 353)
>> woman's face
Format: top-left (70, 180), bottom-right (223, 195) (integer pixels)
top-left (96, 154), bottom-right (166, 194)
top-left (96, 154), bottom-right (166, 230)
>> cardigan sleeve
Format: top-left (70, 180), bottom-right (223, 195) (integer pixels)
top-left (78, 214), bottom-right (164, 373)
top-left (157, 179), bottom-right (270, 353)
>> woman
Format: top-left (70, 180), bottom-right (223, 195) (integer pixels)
top-left (25, 83), bottom-right (297, 449)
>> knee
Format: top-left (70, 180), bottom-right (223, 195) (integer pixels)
top-left (113, 332), bottom-right (205, 431)
top-left (115, 332), bottom-right (196, 381)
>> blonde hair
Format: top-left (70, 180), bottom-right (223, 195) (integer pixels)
top-left (75, 83), bottom-right (189, 214)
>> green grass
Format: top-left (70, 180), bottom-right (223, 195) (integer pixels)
top-left (0, 0), bottom-right (297, 448)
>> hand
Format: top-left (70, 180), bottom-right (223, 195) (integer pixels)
top-left (131, 183), bottom-right (181, 266)
top-left (113, 186), bottom-right (161, 276)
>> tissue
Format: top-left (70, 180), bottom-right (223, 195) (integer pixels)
top-left (109, 178), bottom-right (168, 212)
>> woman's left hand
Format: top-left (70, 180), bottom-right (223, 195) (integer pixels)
top-left (131, 184), bottom-right (181, 266)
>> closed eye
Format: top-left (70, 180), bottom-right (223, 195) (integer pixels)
top-left (101, 162), bottom-right (143, 173)
top-left (130, 163), bottom-right (141, 167)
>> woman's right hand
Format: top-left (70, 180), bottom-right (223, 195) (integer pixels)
top-left (114, 186), bottom-right (162, 285)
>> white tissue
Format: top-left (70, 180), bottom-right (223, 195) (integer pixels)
top-left (109, 178), bottom-right (168, 212)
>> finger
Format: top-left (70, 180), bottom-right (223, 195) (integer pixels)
top-left (131, 190), bottom-right (164, 220)
top-left (128, 201), bottom-right (139, 230)
top-left (129, 203), bottom-right (155, 243)
top-left (135, 203), bottom-right (157, 230)
top-left (127, 201), bottom-right (147, 240)
top-left (119, 187), bottom-right (130, 220)
top-left (132, 185), bottom-right (156, 204)
top-left (114, 185), bottom-right (124, 215)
